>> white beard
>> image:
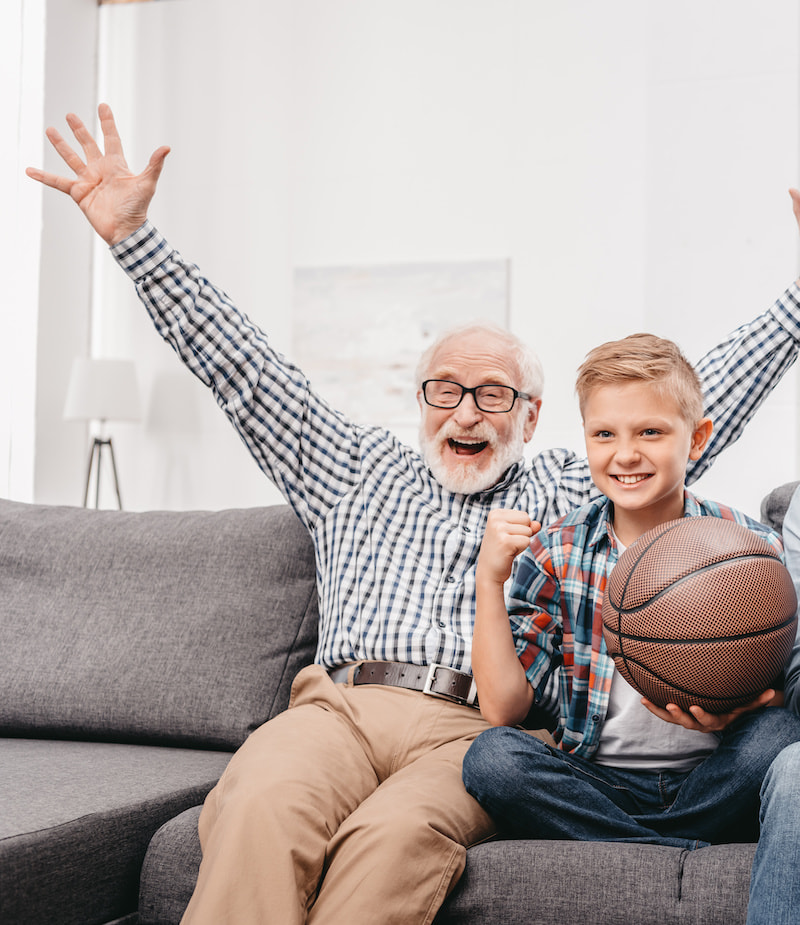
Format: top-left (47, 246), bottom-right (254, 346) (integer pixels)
top-left (420, 413), bottom-right (527, 495)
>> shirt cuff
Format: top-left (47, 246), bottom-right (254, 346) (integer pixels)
top-left (110, 220), bottom-right (171, 282)
top-left (770, 280), bottom-right (800, 343)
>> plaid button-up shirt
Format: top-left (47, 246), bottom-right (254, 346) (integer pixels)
top-left (508, 493), bottom-right (784, 759)
top-left (112, 222), bottom-right (800, 673)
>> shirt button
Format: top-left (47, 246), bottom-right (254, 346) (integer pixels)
top-left (591, 714), bottom-right (601, 723)
top-left (445, 576), bottom-right (455, 583)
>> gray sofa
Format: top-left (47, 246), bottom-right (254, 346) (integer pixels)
top-left (2, 483), bottom-right (798, 925)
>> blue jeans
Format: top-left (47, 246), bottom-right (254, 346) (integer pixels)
top-left (462, 707), bottom-right (800, 850)
top-left (746, 741), bottom-right (800, 925)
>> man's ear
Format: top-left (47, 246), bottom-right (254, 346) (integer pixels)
top-left (523, 398), bottom-right (542, 443)
top-left (688, 417), bottom-right (714, 460)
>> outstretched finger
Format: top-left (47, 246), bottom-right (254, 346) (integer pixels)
top-left (66, 111), bottom-right (104, 162)
top-left (44, 126), bottom-right (87, 176)
top-left (25, 165), bottom-right (75, 195)
top-left (97, 103), bottom-right (126, 160)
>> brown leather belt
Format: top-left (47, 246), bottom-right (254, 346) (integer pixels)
top-left (328, 661), bottom-right (479, 708)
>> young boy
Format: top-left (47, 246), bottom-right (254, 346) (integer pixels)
top-left (462, 333), bottom-right (800, 849)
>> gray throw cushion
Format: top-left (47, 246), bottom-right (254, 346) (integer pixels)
top-left (0, 499), bottom-right (319, 748)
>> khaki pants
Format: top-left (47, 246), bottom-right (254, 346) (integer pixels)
top-left (182, 663), bottom-right (541, 925)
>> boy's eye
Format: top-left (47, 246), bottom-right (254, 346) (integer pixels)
top-left (642, 428), bottom-right (661, 437)
top-left (594, 430), bottom-right (613, 439)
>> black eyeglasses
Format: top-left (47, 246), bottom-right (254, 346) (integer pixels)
top-left (421, 379), bottom-right (531, 413)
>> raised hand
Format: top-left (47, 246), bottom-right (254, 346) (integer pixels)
top-left (26, 103), bottom-right (170, 246)
top-left (476, 509), bottom-right (539, 588)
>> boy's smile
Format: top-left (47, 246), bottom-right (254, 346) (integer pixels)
top-left (582, 381), bottom-right (712, 544)
top-left (613, 473), bottom-right (652, 485)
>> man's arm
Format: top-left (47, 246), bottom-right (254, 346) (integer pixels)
top-left (687, 192), bottom-right (800, 484)
top-left (28, 105), bottom-right (367, 528)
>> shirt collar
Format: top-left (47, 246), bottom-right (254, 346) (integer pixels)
top-left (589, 489), bottom-right (702, 549)
top-left (432, 460), bottom-right (524, 500)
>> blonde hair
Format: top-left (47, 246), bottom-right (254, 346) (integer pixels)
top-left (575, 333), bottom-right (703, 425)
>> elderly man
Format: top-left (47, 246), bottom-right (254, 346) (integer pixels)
top-left (28, 105), bottom-right (800, 925)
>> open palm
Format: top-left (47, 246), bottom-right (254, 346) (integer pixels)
top-left (26, 103), bottom-right (170, 246)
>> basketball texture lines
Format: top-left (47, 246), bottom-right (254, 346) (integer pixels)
top-left (601, 517), bottom-right (797, 712)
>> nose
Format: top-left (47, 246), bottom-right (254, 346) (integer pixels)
top-left (452, 391), bottom-right (483, 426)
top-left (614, 437), bottom-right (641, 465)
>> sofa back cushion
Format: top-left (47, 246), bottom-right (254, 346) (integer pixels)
top-left (760, 480), bottom-right (800, 533)
top-left (0, 499), bottom-right (319, 749)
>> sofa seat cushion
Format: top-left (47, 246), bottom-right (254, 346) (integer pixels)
top-left (437, 839), bottom-right (756, 925)
top-left (0, 738), bottom-right (231, 925)
top-left (0, 500), bottom-right (319, 749)
top-left (139, 806), bottom-right (202, 925)
top-left (139, 812), bottom-right (757, 925)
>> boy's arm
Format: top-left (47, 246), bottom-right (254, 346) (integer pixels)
top-left (472, 510), bottom-right (538, 727)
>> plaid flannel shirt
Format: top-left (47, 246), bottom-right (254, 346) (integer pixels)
top-left (508, 493), bottom-right (784, 759)
top-left (112, 221), bottom-right (800, 673)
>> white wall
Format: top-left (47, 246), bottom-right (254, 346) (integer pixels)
top-left (31, 0), bottom-right (800, 518)
top-left (1, 0), bottom-right (45, 502)
top-left (33, 0), bottom-right (99, 507)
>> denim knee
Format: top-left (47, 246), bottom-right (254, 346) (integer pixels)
top-left (462, 726), bottom-right (548, 803)
top-left (725, 706), bottom-right (800, 758)
top-left (761, 741), bottom-right (800, 807)
top-left (463, 726), bottom-right (501, 796)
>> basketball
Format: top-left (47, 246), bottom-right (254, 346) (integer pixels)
top-left (601, 517), bottom-right (798, 713)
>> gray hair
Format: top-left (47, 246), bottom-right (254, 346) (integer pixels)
top-left (415, 322), bottom-right (544, 399)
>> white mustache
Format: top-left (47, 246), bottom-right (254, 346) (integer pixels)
top-left (435, 421), bottom-right (498, 447)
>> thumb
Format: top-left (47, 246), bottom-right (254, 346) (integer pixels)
top-left (789, 187), bottom-right (800, 222)
top-left (144, 145), bottom-right (171, 183)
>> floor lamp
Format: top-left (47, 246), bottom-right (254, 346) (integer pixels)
top-left (64, 358), bottom-right (141, 510)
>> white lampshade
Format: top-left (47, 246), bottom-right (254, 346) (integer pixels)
top-left (64, 358), bottom-right (141, 423)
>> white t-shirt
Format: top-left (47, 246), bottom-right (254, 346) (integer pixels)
top-left (593, 670), bottom-right (719, 770)
top-left (593, 531), bottom-right (720, 771)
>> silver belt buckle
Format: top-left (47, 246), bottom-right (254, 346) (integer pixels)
top-left (422, 662), bottom-right (478, 706)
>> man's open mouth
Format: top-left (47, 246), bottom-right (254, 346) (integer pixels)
top-left (448, 439), bottom-right (490, 457)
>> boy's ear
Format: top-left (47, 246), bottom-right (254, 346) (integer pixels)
top-left (688, 417), bottom-right (714, 460)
